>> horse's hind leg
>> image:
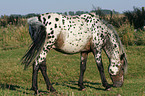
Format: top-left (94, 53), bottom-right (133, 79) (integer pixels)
top-left (32, 44), bottom-right (55, 94)
top-left (32, 63), bottom-right (39, 94)
top-left (39, 59), bottom-right (56, 92)
top-left (92, 49), bottom-right (111, 90)
top-left (78, 52), bottom-right (88, 90)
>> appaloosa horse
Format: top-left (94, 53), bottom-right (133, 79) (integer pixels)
top-left (21, 13), bottom-right (127, 94)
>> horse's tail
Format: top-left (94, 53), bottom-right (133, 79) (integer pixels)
top-left (21, 17), bottom-right (46, 69)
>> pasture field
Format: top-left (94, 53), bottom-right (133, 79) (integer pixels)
top-left (0, 45), bottom-right (144, 96)
top-left (0, 23), bottom-right (145, 95)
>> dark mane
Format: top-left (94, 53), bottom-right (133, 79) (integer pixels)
top-left (101, 20), bottom-right (125, 54)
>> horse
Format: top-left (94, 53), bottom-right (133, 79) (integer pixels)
top-left (21, 12), bottom-right (127, 94)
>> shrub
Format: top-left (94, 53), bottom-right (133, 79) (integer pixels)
top-left (124, 7), bottom-right (145, 29)
top-left (0, 15), bottom-right (8, 27)
top-left (117, 22), bottom-right (145, 46)
top-left (117, 22), bottom-right (135, 46)
top-left (107, 14), bottom-right (127, 28)
top-left (134, 29), bottom-right (145, 45)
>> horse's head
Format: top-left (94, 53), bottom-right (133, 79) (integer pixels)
top-left (109, 53), bottom-right (127, 87)
top-left (102, 24), bottom-right (128, 87)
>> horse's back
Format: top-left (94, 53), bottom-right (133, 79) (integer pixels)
top-left (39, 13), bottom-right (95, 53)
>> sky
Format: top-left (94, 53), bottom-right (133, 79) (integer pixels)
top-left (0, 0), bottom-right (145, 16)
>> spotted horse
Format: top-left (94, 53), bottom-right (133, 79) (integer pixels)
top-left (21, 12), bottom-right (127, 94)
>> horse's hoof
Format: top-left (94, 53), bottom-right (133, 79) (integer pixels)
top-left (82, 88), bottom-right (86, 91)
top-left (79, 88), bottom-right (86, 91)
top-left (30, 87), bottom-right (34, 90)
top-left (47, 87), bottom-right (56, 92)
top-left (50, 88), bottom-right (56, 92)
top-left (106, 87), bottom-right (113, 91)
top-left (117, 94), bottom-right (121, 96)
top-left (34, 90), bottom-right (39, 95)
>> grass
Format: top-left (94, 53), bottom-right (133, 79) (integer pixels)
top-left (0, 24), bottom-right (31, 50)
top-left (0, 45), bottom-right (144, 96)
top-left (0, 23), bottom-right (144, 95)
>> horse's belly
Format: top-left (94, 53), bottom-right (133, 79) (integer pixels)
top-left (60, 40), bottom-right (88, 53)
top-left (55, 31), bottom-right (92, 53)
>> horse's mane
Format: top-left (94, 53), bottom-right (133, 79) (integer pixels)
top-left (101, 20), bottom-right (125, 54)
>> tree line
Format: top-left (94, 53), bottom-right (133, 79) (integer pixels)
top-left (0, 9), bottom-right (119, 27)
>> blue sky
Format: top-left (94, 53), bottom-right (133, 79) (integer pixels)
top-left (0, 0), bottom-right (145, 15)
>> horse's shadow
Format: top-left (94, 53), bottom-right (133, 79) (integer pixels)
top-left (0, 83), bottom-right (20, 90)
top-left (54, 80), bottom-right (109, 91)
top-left (0, 81), bottom-right (112, 95)
top-left (0, 83), bottom-right (34, 95)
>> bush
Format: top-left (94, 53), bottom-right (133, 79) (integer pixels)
top-left (106, 14), bottom-right (127, 28)
top-left (0, 15), bottom-right (27, 27)
top-left (0, 15), bottom-right (8, 27)
top-left (117, 22), bottom-right (145, 46)
top-left (134, 29), bottom-right (145, 45)
top-left (118, 22), bottom-right (135, 46)
top-left (124, 7), bottom-right (145, 29)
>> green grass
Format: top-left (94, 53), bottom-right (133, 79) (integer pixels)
top-left (0, 24), bottom-right (144, 95)
top-left (0, 46), bottom-right (144, 96)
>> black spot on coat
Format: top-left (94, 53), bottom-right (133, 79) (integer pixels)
top-left (43, 17), bottom-right (46, 24)
top-left (55, 24), bottom-right (57, 28)
top-left (48, 15), bottom-right (51, 19)
top-left (55, 18), bottom-right (59, 21)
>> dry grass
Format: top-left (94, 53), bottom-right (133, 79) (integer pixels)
top-left (0, 24), bottom-right (31, 50)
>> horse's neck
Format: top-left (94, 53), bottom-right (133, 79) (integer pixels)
top-left (103, 32), bottom-right (121, 63)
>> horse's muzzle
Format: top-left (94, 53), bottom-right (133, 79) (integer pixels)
top-left (113, 81), bottom-right (123, 87)
top-left (111, 75), bottom-right (124, 87)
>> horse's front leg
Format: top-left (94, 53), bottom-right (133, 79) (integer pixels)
top-left (78, 52), bottom-right (88, 90)
top-left (93, 49), bottom-right (111, 90)
top-left (39, 59), bottom-right (56, 92)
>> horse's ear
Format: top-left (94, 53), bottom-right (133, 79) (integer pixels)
top-left (120, 53), bottom-right (125, 60)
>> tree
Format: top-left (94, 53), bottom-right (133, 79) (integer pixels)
top-left (69, 11), bottom-right (75, 16)
top-left (124, 7), bottom-right (145, 29)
